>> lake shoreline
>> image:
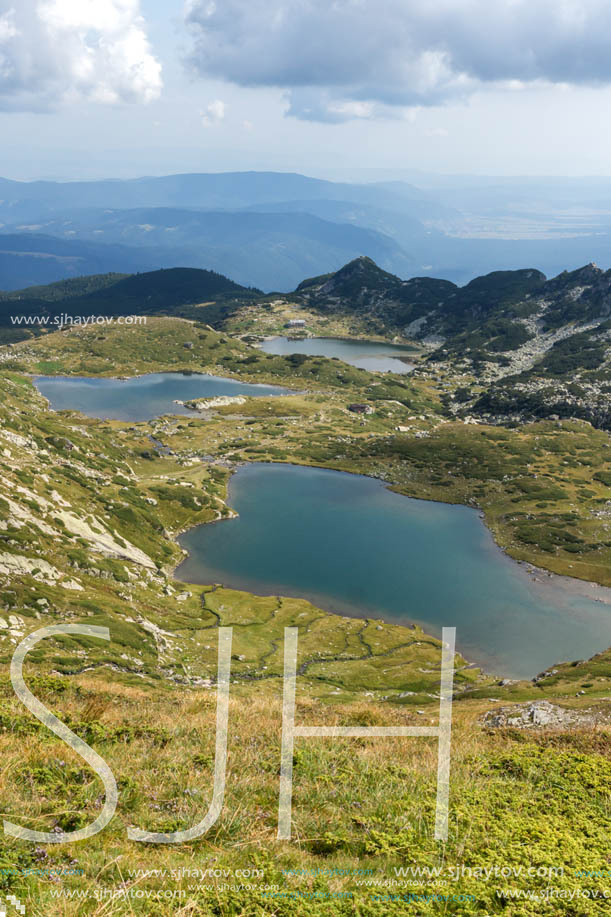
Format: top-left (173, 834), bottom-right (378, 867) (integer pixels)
top-left (257, 335), bottom-right (416, 373)
top-left (255, 332), bottom-right (419, 347)
top-left (173, 461), bottom-right (611, 680)
top-left (33, 371), bottom-right (293, 421)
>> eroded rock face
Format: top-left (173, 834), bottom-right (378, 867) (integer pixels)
top-left (54, 511), bottom-right (155, 569)
top-left (482, 700), bottom-right (610, 729)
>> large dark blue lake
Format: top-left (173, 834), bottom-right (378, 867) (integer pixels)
top-left (177, 463), bottom-right (611, 678)
top-left (35, 372), bottom-right (292, 421)
top-left (259, 336), bottom-right (415, 373)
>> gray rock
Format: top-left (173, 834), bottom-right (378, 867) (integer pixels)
top-left (483, 699), bottom-right (610, 729)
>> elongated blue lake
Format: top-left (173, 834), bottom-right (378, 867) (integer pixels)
top-left (177, 463), bottom-right (611, 678)
top-left (35, 372), bottom-right (292, 421)
top-left (259, 336), bottom-right (415, 373)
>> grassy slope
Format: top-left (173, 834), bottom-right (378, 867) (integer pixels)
top-left (0, 319), bottom-right (609, 914)
top-left (2, 683), bottom-right (611, 916)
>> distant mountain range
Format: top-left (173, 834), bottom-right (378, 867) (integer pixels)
top-left (0, 172), bottom-right (437, 290)
top-left (5, 208), bottom-right (414, 292)
top-left (0, 171), bottom-right (443, 217)
top-left (0, 233), bottom-right (164, 290)
top-left (4, 171), bottom-right (611, 291)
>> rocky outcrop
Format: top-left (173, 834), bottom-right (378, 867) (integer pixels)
top-left (482, 700), bottom-right (610, 729)
top-left (178, 396), bottom-right (247, 411)
top-left (0, 551), bottom-right (85, 590)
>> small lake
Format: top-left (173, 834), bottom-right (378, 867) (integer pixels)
top-left (35, 372), bottom-right (292, 422)
top-left (177, 463), bottom-right (611, 678)
top-left (259, 336), bottom-right (415, 373)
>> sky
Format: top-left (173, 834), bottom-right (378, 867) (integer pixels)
top-left (2, 0), bottom-right (611, 180)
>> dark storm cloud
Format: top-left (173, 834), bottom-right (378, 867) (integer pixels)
top-left (184, 0), bottom-right (611, 120)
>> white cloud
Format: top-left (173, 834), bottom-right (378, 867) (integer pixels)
top-left (184, 0), bottom-right (611, 121)
top-left (327, 100), bottom-right (373, 119)
top-left (201, 98), bottom-right (225, 126)
top-left (0, 10), bottom-right (17, 43)
top-left (0, 0), bottom-right (162, 111)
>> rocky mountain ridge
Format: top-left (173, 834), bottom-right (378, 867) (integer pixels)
top-left (296, 256), bottom-right (611, 428)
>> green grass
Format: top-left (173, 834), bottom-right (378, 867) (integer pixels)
top-left (0, 683), bottom-right (609, 915)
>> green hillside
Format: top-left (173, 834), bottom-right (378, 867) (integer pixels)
top-left (0, 267), bottom-right (255, 329)
top-left (0, 272), bottom-right (129, 302)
